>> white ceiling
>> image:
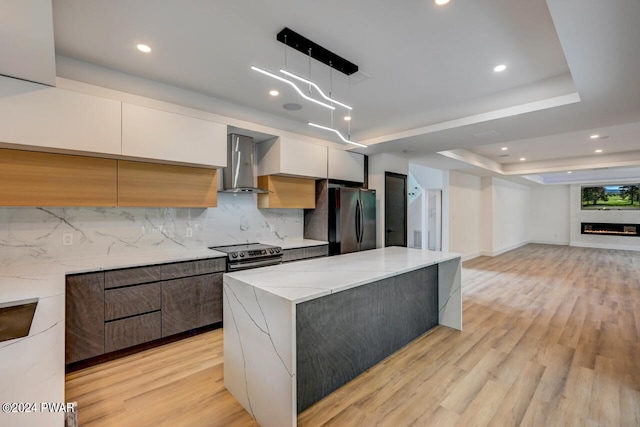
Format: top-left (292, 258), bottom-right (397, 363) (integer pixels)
top-left (49, 0), bottom-right (640, 184)
top-left (0, 0), bottom-right (56, 86)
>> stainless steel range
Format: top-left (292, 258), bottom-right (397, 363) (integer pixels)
top-left (209, 243), bottom-right (283, 271)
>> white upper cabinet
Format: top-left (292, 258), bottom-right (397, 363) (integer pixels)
top-left (328, 148), bottom-right (365, 183)
top-left (0, 76), bottom-right (121, 155)
top-left (122, 103), bottom-right (226, 168)
top-left (257, 137), bottom-right (327, 179)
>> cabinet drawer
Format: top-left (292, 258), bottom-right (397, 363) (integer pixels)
top-left (105, 312), bottom-right (161, 353)
top-left (304, 245), bottom-right (329, 259)
top-left (104, 265), bottom-right (162, 289)
top-left (161, 258), bottom-right (225, 280)
top-left (282, 248), bottom-right (305, 262)
top-left (104, 283), bottom-right (161, 321)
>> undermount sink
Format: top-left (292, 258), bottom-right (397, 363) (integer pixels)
top-left (0, 298), bottom-right (38, 343)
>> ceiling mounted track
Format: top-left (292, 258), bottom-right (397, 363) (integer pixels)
top-left (276, 27), bottom-right (359, 76)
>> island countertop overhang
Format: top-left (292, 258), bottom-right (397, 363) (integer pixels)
top-left (224, 246), bottom-right (461, 304)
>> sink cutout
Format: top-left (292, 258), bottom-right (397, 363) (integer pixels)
top-left (0, 298), bottom-right (38, 343)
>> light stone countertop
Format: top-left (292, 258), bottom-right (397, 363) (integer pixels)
top-left (223, 246), bottom-right (463, 427)
top-left (225, 246), bottom-right (460, 304)
top-left (0, 246), bottom-right (228, 427)
top-left (0, 239), bottom-right (326, 427)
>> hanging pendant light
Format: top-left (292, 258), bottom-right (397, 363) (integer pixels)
top-left (279, 69), bottom-right (352, 110)
top-left (250, 66), bottom-right (336, 110)
top-left (252, 28), bottom-right (365, 147)
top-left (308, 122), bottom-right (366, 148)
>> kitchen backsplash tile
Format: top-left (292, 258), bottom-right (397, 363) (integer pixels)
top-left (0, 193), bottom-right (302, 266)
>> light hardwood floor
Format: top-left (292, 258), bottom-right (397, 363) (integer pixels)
top-left (66, 244), bottom-right (640, 426)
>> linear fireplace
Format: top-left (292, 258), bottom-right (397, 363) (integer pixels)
top-left (581, 222), bottom-right (640, 237)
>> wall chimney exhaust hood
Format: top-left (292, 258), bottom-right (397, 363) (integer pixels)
top-left (221, 134), bottom-right (269, 194)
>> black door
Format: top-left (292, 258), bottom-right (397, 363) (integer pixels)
top-left (385, 172), bottom-right (407, 247)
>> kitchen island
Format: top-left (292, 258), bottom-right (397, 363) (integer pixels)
top-left (223, 247), bottom-right (462, 427)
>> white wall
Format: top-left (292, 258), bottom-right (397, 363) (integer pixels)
top-left (488, 177), bottom-right (531, 255)
top-left (368, 153), bottom-right (409, 248)
top-left (480, 177), bottom-right (493, 255)
top-left (569, 184), bottom-right (640, 251)
top-left (407, 186), bottom-right (423, 248)
top-left (530, 185), bottom-right (570, 244)
top-left (410, 164), bottom-right (444, 189)
top-left (448, 171), bottom-right (482, 259)
top-left (448, 173), bottom-right (531, 260)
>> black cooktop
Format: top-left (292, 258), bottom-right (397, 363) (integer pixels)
top-left (209, 243), bottom-right (283, 261)
top-left (209, 243), bottom-right (280, 253)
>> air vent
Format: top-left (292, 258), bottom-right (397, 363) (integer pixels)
top-left (473, 130), bottom-right (499, 138)
top-left (283, 103), bottom-right (302, 111)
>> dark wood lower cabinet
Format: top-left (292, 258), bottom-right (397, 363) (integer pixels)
top-left (66, 272), bottom-right (105, 364)
top-left (197, 273), bottom-right (223, 327)
top-left (283, 245), bottom-right (329, 262)
top-left (104, 283), bottom-right (161, 321)
top-left (66, 257), bottom-right (225, 366)
top-left (105, 311), bottom-right (162, 353)
top-left (161, 277), bottom-right (199, 337)
top-left (162, 273), bottom-right (223, 336)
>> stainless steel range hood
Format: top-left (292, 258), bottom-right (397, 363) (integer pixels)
top-left (221, 134), bottom-right (269, 194)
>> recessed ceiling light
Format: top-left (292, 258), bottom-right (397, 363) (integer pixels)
top-left (344, 116), bottom-right (352, 121)
top-left (520, 157), bottom-right (526, 161)
top-left (595, 149), bottom-right (603, 153)
top-left (493, 64), bottom-right (507, 72)
top-left (590, 134), bottom-right (599, 139)
top-left (136, 44), bottom-right (151, 53)
top-left (435, 0), bottom-right (450, 5)
top-left (501, 147), bottom-right (508, 151)
top-left (567, 171), bottom-right (573, 174)
top-left (269, 90), bottom-right (279, 96)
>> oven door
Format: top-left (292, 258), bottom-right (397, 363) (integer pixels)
top-left (226, 257), bottom-right (283, 272)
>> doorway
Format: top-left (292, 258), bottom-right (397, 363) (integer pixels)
top-left (385, 172), bottom-right (407, 247)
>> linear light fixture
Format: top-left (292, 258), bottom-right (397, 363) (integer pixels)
top-left (279, 69), bottom-right (353, 110)
top-left (250, 66), bottom-right (335, 110)
top-left (308, 122), bottom-right (366, 148)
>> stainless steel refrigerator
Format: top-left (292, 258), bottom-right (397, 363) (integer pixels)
top-left (329, 187), bottom-right (376, 255)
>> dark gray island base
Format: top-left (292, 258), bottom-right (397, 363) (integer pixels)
top-left (296, 265), bottom-right (438, 412)
top-left (224, 247), bottom-right (462, 427)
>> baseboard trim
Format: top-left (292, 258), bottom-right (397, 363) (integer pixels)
top-left (461, 252), bottom-right (481, 261)
top-left (479, 241), bottom-right (530, 258)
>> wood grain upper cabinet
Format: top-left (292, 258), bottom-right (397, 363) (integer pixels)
top-left (257, 175), bottom-right (316, 209)
top-left (117, 161), bottom-right (218, 208)
top-left (0, 76), bottom-right (121, 155)
top-left (328, 148), bottom-right (365, 183)
top-left (122, 103), bottom-right (226, 167)
top-left (0, 149), bottom-right (118, 207)
top-left (257, 137), bottom-right (327, 179)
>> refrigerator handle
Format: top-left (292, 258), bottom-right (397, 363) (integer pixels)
top-left (359, 198), bottom-right (365, 243)
top-left (355, 199), bottom-right (362, 243)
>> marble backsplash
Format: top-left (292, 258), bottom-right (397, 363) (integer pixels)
top-left (0, 193), bottom-right (303, 266)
